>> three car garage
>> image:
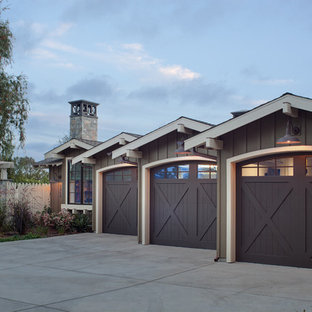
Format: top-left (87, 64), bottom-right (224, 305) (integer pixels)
top-left (81, 93), bottom-right (312, 269)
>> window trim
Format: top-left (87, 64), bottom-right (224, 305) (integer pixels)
top-left (240, 156), bottom-right (294, 177)
top-left (68, 160), bottom-right (93, 205)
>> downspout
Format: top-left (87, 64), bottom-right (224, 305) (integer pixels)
top-left (214, 150), bottom-right (222, 262)
top-left (137, 158), bottom-right (142, 244)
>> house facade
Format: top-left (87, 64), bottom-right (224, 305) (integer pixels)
top-left (38, 93), bottom-right (312, 268)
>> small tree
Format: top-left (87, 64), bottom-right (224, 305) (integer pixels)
top-left (9, 156), bottom-right (49, 184)
top-left (0, 1), bottom-right (29, 161)
top-left (11, 200), bottom-right (32, 234)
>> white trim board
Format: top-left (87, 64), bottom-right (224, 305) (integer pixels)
top-left (72, 133), bottom-right (138, 165)
top-left (185, 94), bottom-right (312, 150)
top-left (0, 161), bottom-right (14, 168)
top-left (112, 117), bottom-right (212, 159)
top-left (226, 145), bottom-right (312, 263)
top-left (61, 204), bottom-right (92, 211)
top-left (95, 163), bottom-right (137, 233)
top-left (45, 139), bottom-right (94, 159)
top-left (141, 156), bottom-right (216, 245)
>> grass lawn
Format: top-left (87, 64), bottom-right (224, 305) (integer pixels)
top-left (0, 232), bottom-right (43, 242)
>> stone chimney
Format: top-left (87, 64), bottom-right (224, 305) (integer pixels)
top-left (69, 100), bottom-right (99, 141)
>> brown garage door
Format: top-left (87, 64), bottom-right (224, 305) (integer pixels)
top-left (150, 162), bottom-right (217, 249)
top-left (103, 167), bottom-right (137, 235)
top-left (237, 154), bottom-right (312, 268)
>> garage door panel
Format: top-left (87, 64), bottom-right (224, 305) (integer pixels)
top-left (155, 216), bottom-right (190, 243)
top-left (152, 182), bottom-right (191, 241)
top-left (237, 155), bottom-right (312, 268)
top-left (247, 226), bottom-right (289, 257)
top-left (198, 219), bottom-right (216, 245)
top-left (305, 183), bottom-right (312, 257)
top-left (197, 182), bottom-right (216, 247)
top-left (241, 181), bottom-right (298, 255)
top-left (151, 162), bottom-right (217, 249)
top-left (103, 168), bottom-right (137, 236)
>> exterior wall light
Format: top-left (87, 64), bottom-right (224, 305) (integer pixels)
top-left (276, 118), bottom-right (301, 145)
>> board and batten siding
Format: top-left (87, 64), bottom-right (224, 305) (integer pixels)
top-left (137, 131), bottom-right (216, 242)
top-left (93, 147), bottom-right (129, 230)
top-left (93, 131), bottom-right (216, 239)
top-left (218, 109), bottom-right (312, 258)
top-left (94, 132), bottom-right (181, 240)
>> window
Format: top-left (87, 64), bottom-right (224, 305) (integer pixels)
top-left (154, 165), bottom-right (190, 179)
top-left (241, 157), bottom-right (294, 177)
top-left (197, 164), bottom-right (217, 179)
top-left (105, 169), bottom-right (133, 182)
top-left (306, 157), bottom-right (312, 176)
top-left (68, 161), bottom-right (93, 204)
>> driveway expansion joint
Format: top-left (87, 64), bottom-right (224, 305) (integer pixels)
top-left (36, 263), bottom-right (214, 307)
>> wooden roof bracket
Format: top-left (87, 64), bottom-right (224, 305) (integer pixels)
top-left (283, 102), bottom-right (298, 118)
top-left (126, 149), bottom-right (143, 158)
top-left (118, 138), bottom-right (127, 145)
top-left (205, 138), bottom-right (223, 150)
top-left (82, 157), bottom-right (96, 165)
top-left (177, 124), bottom-right (192, 134)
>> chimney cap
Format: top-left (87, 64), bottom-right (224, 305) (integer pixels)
top-left (69, 99), bottom-right (100, 106)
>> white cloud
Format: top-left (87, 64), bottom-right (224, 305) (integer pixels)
top-left (49, 23), bottom-right (74, 37)
top-left (28, 48), bottom-right (58, 60)
top-left (122, 43), bottom-right (144, 51)
top-left (91, 43), bottom-right (201, 82)
top-left (159, 65), bottom-right (200, 80)
top-left (26, 26), bottom-right (202, 81)
top-left (42, 39), bottom-right (78, 53)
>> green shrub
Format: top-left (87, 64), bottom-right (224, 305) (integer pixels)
top-left (72, 213), bottom-right (92, 233)
top-left (11, 200), bottom-right (33, 235)
top-left (23, 232), bottom-right (42, 240)
top-left (0, 233), bottom-right (42, 243)
top-left (31, 225), bottom-right (48, 236)
top-left (52, 209), bottom-right (74, 233)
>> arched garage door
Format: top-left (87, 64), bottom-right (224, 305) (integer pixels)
top-left (103, 167), bottom-right (137, 235)
top-left (150, 162), bottom-right (217, 249)
top-left (237, 154), bottom-right (312, 268)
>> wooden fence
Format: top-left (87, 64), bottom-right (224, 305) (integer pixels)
top-left (0, 181), bottom-right (50, 214)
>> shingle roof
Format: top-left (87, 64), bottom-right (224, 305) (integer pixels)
top-left (34, 158), bottom-right (63, 167)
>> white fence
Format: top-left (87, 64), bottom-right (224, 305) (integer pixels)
top-left (0, 181), bottom-right (50, 214)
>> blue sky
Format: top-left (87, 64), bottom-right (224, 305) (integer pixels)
top-left (3, 0), bottom-right (312, 160)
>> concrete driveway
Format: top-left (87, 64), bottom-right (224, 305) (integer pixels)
top-left (0, 233), bottom-right (311, 312)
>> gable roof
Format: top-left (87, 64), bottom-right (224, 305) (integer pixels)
top-left (72, 132), bottom-right (141, 164)
top-left (44, 138), bottom-right (98, 159)
top-left (184, 93), bottom-right (312, 150)
top-left (112, 116), bottom-right (213, 159)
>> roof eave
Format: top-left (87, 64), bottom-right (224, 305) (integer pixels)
top-left (184, 93), bottom-right (312, 150)
top-left (112, 116), bottom-right (212, 159)
top-left (44, 139), bottom-right (94, 159)
top-left (71, 132), bottom-right (139, 165)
